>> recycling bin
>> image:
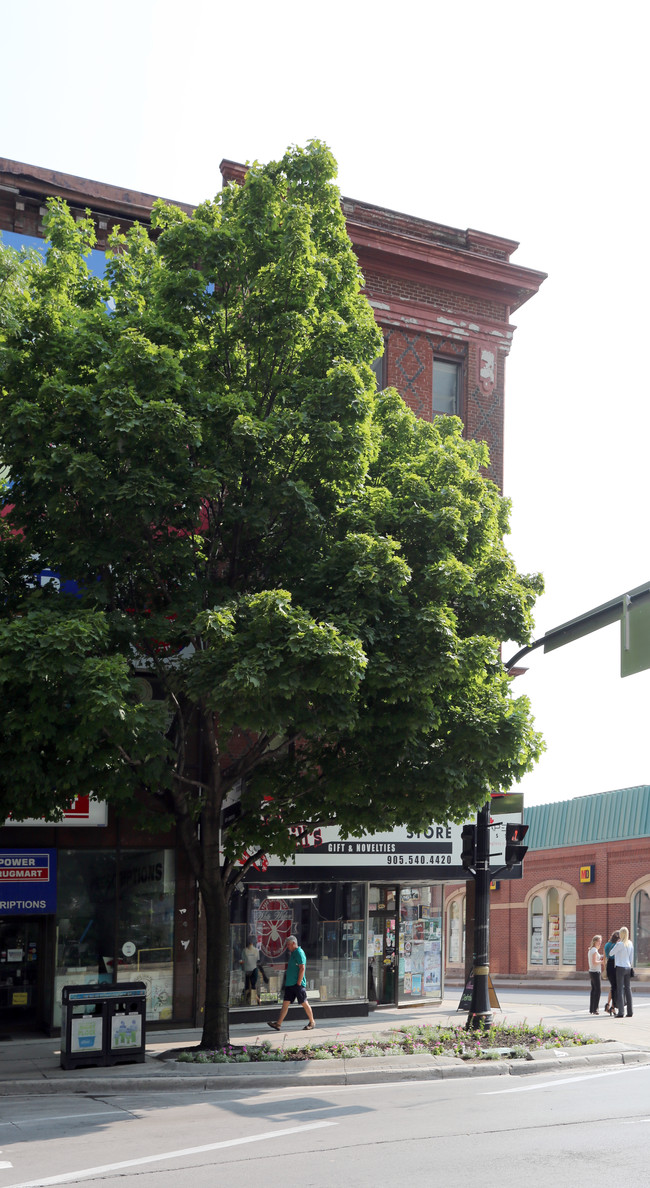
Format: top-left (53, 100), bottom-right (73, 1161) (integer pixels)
top-left (60, 982), bottom-right (147, 1070)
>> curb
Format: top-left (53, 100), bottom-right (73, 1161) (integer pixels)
top-left (3, 1047), bottom-right (650, 1096)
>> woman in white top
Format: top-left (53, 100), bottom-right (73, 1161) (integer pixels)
top-left (612, 925), bottom-right (634, 1018)
top-left (587, 935), bottom-right (603, 1014)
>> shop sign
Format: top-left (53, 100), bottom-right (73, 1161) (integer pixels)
top-left (5, 795), bottom-right (108, 828)
top-left (580, 864), bottom-right (595, 884)
top-left (0, 849), bottom-right (57, 914)
top-left (255, 809), bottom-right (526, 882)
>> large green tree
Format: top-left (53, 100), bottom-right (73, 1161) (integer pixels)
top-left (0, 142), bottom-right (543, 1047)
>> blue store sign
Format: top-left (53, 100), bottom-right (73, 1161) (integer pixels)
top-left (0, 849), bottom-right (57, 915)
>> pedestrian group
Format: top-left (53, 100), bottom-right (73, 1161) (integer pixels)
top-left (588, 927), bottom-right (634, 1018)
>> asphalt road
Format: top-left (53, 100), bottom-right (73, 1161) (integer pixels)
top-left (3, 1060), bottom-right (650, 1188)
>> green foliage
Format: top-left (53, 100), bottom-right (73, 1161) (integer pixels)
top-left (175, 1021), bottom-right (595, 1063)
top-left (0, 140), bottom-right (543, 1040)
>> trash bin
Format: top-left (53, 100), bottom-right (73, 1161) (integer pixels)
top-left (60, 982), bottom-right (147, 1070)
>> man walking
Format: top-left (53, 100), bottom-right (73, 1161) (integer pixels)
top-left (268, 935), bottom-right (315, 1031)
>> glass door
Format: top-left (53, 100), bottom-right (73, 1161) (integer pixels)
top-left (368, 886), bottom-right (397, 1005)
top-left (0, 918), bottom-right (41, 1030)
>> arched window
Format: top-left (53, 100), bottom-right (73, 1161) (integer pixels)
top-left (446, 894), bottom-right (465, 965)
top-left (529, 884), bottom-right (577, 969)
top-left (530, 896), bottom-right (544, 964)
top-left (562, 894), bottom-right (577, 965)
top-left (633, 888), bottom-right (650, 967)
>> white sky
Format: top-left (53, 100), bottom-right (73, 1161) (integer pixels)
top-left (1, 0), bottom-right (648, 806)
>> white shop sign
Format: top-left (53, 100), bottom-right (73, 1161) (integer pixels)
top-left (5, 796), bottom-right (108, 828)
top-left (255, 809), bottom-right (523, 878)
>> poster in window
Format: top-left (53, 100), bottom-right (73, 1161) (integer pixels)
top-left (563, 915), bottom-right (576, 965)
top-left (547, 916), bottom-right (560, 964)
top-left (424, 968), bottom-right (439, 993)
top-left (411, 974), bottom-right (422, 995)
top-left (531, 914), bottom-right (543, 964)
top-left (411, 945), bottom-right (424, 974)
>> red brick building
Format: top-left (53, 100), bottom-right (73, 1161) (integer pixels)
top-left (445, 786), bottom-right (650, 985)
top-left (0, 154), bottom-right (545, 1030)
top-left (220, 159), bottom-right (546, 489)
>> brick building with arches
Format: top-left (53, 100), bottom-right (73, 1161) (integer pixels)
top-left (445, 785), bottom-right (650, 984)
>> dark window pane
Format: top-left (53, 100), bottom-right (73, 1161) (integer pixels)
top-left (432, 359), bottom-right (458, 415)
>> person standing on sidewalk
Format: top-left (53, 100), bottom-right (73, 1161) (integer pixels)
top-left (603, 930), bottom-right (620, 1014)
top-left (612, 925), bottom-right (634, 1018)
top-left (588, 935), bottom-right (603, 1014)
top-left (268, 936), bottom-right (315, 1032)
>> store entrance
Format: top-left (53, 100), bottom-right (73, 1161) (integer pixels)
top-left (0, 917), bottom-right (46, 1033)
top-left (368, 886), bottom-right (397, 1006)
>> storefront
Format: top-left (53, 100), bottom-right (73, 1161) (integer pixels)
top-left (228, 879), bottom-right (444, 1014)
top-left (223, 819), bottom-right (479, 1016)
top-left (2, 801), bottom-right (524, 1031)
top-left (0, 800), bottom-right (196, 1035)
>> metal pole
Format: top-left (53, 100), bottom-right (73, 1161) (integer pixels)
top-left (467, 800), bottom-right (492, 1030)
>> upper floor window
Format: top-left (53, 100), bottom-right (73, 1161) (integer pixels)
top-left (432, 359), bottom-right (459, 417)
top-left (371, 352), bottom-right (386, 391)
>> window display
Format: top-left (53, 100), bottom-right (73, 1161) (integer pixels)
top-left (397, 886), bottom-right (442, 1001)
top-left (229, 883), bottom-right (366, 1007)
top-left (54, 849), bottom-right (175, 1025)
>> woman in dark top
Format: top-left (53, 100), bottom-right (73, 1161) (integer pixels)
top-left (604, 930), bottom-right (619, 1014)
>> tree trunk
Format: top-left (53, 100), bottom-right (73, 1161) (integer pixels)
top-left (199, 876), bottom-right (232, 1049)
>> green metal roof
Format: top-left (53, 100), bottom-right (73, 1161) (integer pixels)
top-left (524, 785), bottom-right (650, 851)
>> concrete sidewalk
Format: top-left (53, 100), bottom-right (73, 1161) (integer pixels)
top-left (2, 990), bottom-right (650, 1096)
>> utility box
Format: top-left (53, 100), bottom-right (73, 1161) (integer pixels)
top-left (60, 982), bottom-right (147, 1070)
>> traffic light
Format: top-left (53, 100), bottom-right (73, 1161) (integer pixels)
top-left (505, 822), bottom-right (529, 868)
top-left (461, 824), bottom-right (476, 870)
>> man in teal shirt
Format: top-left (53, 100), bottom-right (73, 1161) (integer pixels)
top-left (268, 935), bottom-right (315, 1031)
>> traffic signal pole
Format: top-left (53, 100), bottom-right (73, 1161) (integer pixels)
top-left (467, 800), bottom-right (492, 1030)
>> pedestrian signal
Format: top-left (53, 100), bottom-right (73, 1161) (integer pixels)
top-left (504, 822), bottom-right (529, 869)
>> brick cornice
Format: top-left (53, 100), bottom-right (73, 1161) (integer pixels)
top-left (0, 158), bottom-right (194, 221)
top-left (350, 222), bottom-right (546, 314)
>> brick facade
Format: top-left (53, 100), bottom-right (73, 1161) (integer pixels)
top-left (445, 836), bottom-right (650, 983)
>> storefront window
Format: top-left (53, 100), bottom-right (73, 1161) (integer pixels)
top-left (115, 850), bottom-right (175, 1020)
top-left (562, 895), bottom-right (577, 965)
top-left (398, 885), bottom-right (442, 1001)
top-left (546, 888), bottom-right (560, 965)
top-left (529, 887), bottom-right (576, 969)
top-left (54, 849), bottom-right (175, 1026)
top-left (229, 883), bottom-right (366, 1007)
top-left (634, 889), bottom-right (650, 966)
top-left (530, 896), bottom-right (544, 964)
top-left (447, 896), bottom-right (465, 965)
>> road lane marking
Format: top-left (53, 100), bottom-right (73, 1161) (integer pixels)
top-left (0, 1111), bottom-right (125, 1128)
top-left (483, 1063), bottom-right (650, 1094)
top-left (1, 1120), bottom-right (336, 1187)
